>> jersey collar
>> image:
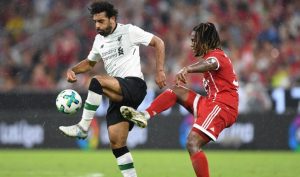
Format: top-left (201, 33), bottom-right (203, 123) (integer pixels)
top-left (110, 23), bottom-right (118, 34)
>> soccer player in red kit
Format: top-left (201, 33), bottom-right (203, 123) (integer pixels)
top-left (120, 22), bottom-right (239, 177)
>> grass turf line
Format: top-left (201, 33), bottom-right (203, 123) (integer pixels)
top-left (0, 150), bottom-right (299, 177)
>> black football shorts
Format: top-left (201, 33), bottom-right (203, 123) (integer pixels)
top-left (106, 76), bottom-right (147, 130)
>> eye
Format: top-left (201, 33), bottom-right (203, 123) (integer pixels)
top-left (93, 19), bottom-right (104, 24)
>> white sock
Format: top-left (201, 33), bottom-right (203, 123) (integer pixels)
top-left (78, 90), bottom-right (102, 131)
top-left (117, 152), bottom-right (137, 177)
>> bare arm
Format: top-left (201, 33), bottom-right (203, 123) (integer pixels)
top-left (186, 58), bottom-right (218, 73)
top-left (148, 35), bottom-right (166, 89)
top-left (176, 58), bottom-right (218, 84)
top-left (67, 59), bottom-right (97, 83)
top-left (71, 59), bottom-right (96, 74)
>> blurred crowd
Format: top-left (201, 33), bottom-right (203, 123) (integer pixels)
top-left (1, 0), bottom-right (300, 113)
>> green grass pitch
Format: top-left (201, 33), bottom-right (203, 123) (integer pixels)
top-left (0, 150), bottom-right (299, 177)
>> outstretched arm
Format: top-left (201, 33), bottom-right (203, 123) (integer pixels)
top-left (67, 59), bottom-right (97, 83)
top-left (176, 58), bottom-right (218, 84)
top-left (148, 35), bottom-right (166, 89)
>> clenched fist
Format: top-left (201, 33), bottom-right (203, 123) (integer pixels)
top-left (66, 69), bottom-right (77, 83)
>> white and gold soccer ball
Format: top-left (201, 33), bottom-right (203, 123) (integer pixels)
top-left (56, 89), bottom-right (82, 114)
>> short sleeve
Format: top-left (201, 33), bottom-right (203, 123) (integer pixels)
top-left (87, 36), bottom-right (101, 62)
top-left (129, 25), bottom-right (154, 46)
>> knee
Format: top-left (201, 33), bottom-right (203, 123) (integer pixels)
top-left (109, 139), bottom-right (118, 149)
top-left (169, 85), bottom-right (189, 102)
top-left (109, 137), bottom-right (127, 149)
top-left (186, 132), bottom-right (203, 155)
top-left (186, 135), bottom-right (196, 154)
top-left (89, 77), bottom-right (103, 94)
top-left (110, 139), bottom-right (122, 149)
top-left (169, 85), bottom-right (183, 96)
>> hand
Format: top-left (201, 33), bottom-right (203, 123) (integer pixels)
top-left (175, 67), bottom-right (188, 85)
top-left (66, 69), bottom-right (77, 83)
top-left (155, 70), bottom-right (167, 89)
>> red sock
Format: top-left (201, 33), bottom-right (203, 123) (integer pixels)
top-left (190, 151), bottom-right (210, 177)
top-left (146, 89), bottom-right (177, 117)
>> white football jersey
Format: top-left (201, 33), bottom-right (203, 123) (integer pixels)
top-left (87, 23), bottom-right (154, 79)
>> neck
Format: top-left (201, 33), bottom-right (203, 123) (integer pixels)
top-left (110, 23), bottom-right (117, 34)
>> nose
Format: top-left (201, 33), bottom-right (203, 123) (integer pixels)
top-left (95, 22), bottom-right (102, 29)
top-left (95, 23), bottom-right (100, 28)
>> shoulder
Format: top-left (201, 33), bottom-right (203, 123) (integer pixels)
top-left (205, 49), bottom-right (222, 57)
top-left (126, 24), bottom-right (146, 32)
top-left (120, 23), bottom-right (131, 28)
top-left (205, 49), bottom-right (229, 62)
top-left (114, 23), bottom-right (135, 34)
top-left (118, 23), bottom-right (132, 30)
top-left (204, 49), bottom-right (224, 70)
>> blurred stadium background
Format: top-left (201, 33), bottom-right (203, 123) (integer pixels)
top-left (1, 0), bottom-right (300, 177)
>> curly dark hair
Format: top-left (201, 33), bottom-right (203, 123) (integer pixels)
top-left (89, 1), bottom-right (118, 19)
top-left (193, 22), bottom-right (221, 57)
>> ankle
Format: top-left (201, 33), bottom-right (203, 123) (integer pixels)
top-left (78, 119), bottom-right (91, 131)
top-left (142, 111), bottom-right (151, 120)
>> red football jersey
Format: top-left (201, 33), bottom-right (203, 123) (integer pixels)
top-left (202, 49), bottom-right (239, 111)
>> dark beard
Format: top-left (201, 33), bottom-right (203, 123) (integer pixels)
top-left (97, 26), bottom-right (112, 37)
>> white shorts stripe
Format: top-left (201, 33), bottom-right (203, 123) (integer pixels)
top-left (203, 106), bottom-right (221, 129)
top-left (202, 105), bottom-right (219, 128)
top-left (193, 94), bottom-right (201, 119)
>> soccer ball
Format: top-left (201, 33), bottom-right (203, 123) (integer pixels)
top-left (56, 89), bottom-right (82, 114)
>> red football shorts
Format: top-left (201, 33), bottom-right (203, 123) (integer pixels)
top-left (184, 90), bottom-right (238, 141)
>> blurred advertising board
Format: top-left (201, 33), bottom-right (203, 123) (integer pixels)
top-left (0, 92), bottom-right (298, 150)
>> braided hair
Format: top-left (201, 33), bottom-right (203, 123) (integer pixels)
top-left (192, 22), bottom-right (221, 57)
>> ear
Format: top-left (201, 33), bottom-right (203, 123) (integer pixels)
top-left (110, 16), bottom-right (116, 23)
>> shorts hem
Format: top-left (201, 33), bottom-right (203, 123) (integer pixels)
top-left (193, 124), bottom-right (217, 141)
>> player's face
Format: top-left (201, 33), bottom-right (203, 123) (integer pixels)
top-left (190, 31), bottom-right (198, 56)
top-left (191, 30), bottom-right (203, 57)
top-left (93, 12), bottom-right (114, 36)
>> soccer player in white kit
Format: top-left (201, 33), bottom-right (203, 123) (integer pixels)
top-left (59, 1), bottom-right (166, 177)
